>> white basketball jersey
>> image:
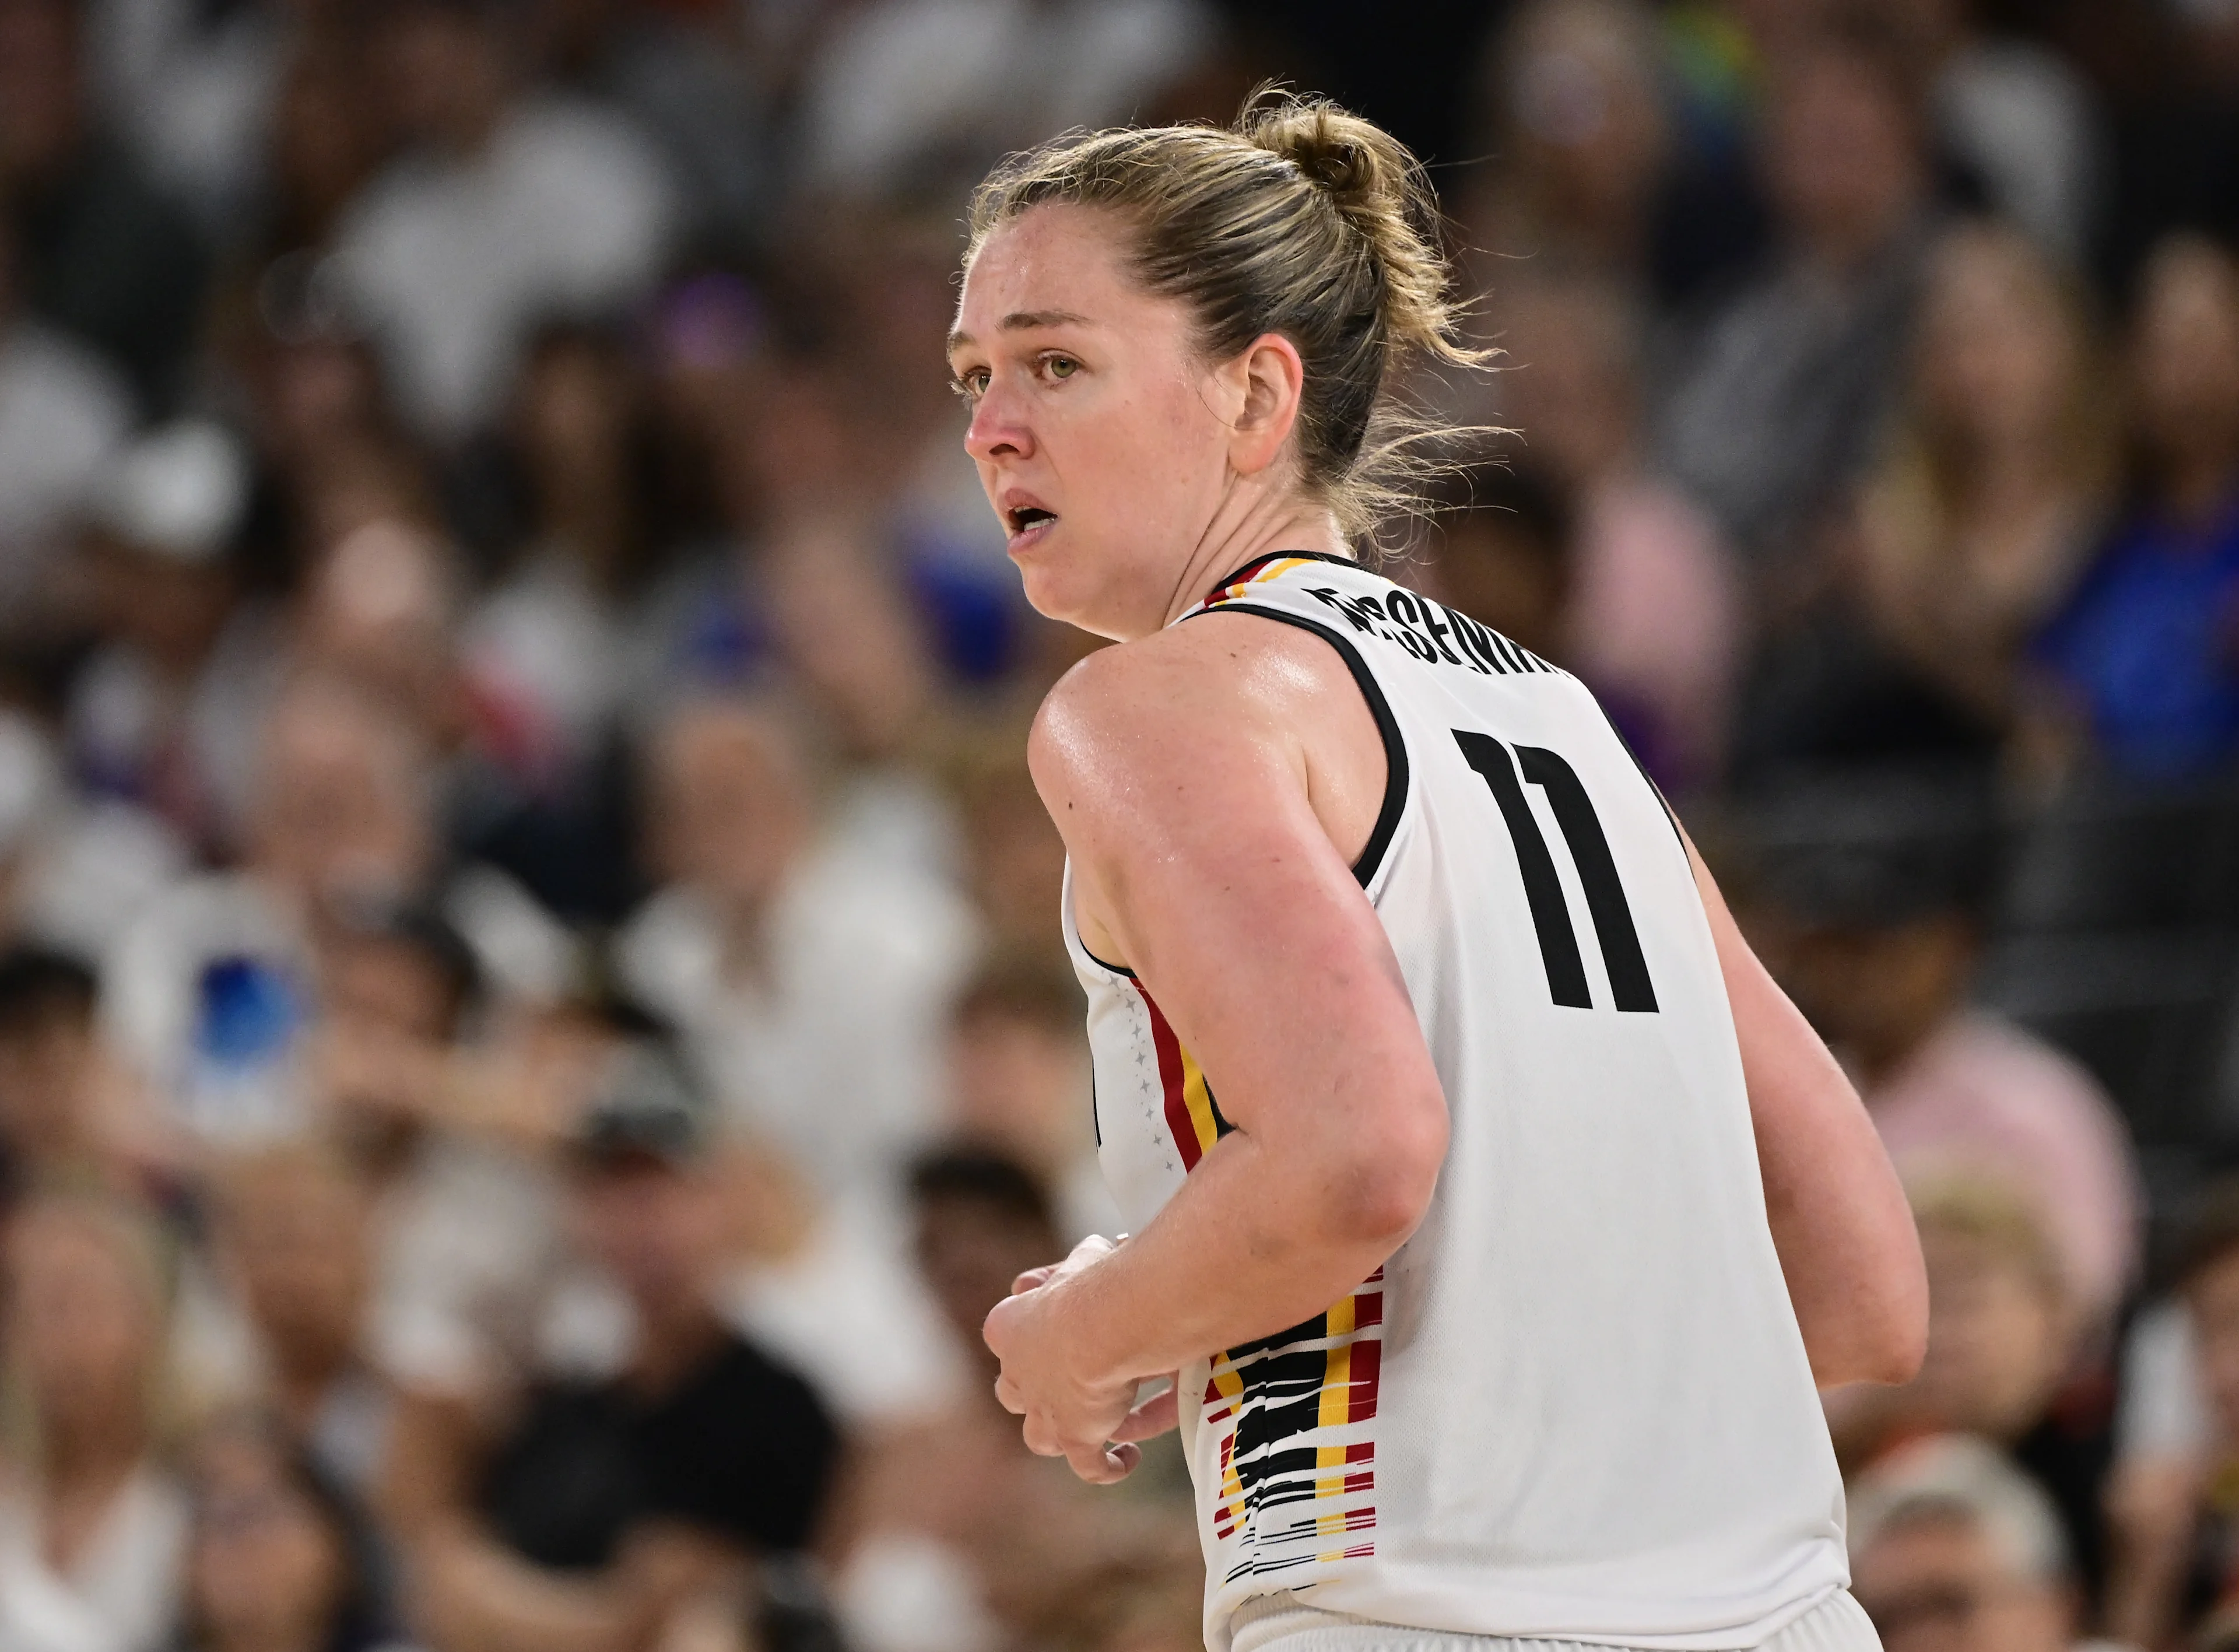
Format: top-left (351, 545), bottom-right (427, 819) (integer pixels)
top-left (1061, 553), bottom-right (1848, 1651)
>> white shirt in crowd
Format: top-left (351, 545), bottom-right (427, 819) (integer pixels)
top-left (0, 1466), bottom-right (188, 1652)
top-left (335, 96), bottom-right (675, 442)
top-left (799, 0), bottom-right (1210, 197)
top-left (616, 837), bottom-right (980, 1198)
top-left (0, 322), bottom-right (130, 608)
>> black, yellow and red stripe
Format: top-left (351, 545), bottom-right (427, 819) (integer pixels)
top-left (1132, 981), bottom-right (1231, 1167)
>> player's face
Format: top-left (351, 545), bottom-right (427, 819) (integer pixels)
top-left (950, 204), bottom-right (1238, 640)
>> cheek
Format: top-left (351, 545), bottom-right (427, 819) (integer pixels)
top-left (1067, 368), bottom-right (1221, 503)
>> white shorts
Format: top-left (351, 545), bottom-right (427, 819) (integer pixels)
top-left (1230, 1587), bottom-right (1882, 1652)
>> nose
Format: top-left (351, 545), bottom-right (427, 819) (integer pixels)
top-left (965, 377), bottom-right (1034, 466)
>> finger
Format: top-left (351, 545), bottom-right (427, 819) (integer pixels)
top-left (1010, 1265), bottom-right (1057, 1295)
top-left (1064, 1439), bottom-right (1139, 1484)
top-left (994, 1373), bottom-right (1027, 1415)
top-left (1111, 1386), bottom-right (1180, 1443)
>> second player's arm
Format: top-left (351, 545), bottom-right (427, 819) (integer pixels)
top-left (984, 627), bottom-right (1450, 1481)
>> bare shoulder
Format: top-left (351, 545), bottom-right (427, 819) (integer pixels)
top-left (1028, 612), bottom-right (1359, 796)
top-left (1027, 611), bottom-right (1385, 879)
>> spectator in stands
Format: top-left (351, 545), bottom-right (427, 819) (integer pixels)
top-left (794, 0), bottom-right (1210, 202)
top-left (947, 735), bottom-right (1069, 968)
top-left (2103, 1183), bottom-right (2239, 1648)
top-left (830, 1148), bottom-right (1188, 1652)
top-left (536, 0), bottom-right (770, 263)
top-left (1847, 1433), bottom-right (2082, 1652)
top-left (0, 211), bottom-right (129, 618)
top-left (1737, 770), bottom-right (2140, 1334)
top-left (1831, 1177), bottom-right (2109, 1602)
top-left (68, 420), bottom-right (283, 855)
top-left (2034, 234), bottom-right (2239, 783)
top-left (1887, 0), bottom-right (2106, 267)
top-left (764, 527), bottom-right (963, 883)
top-left (616, 695), bottom-right (977, 1195)
top-left (465, 321), bottom-right (671, 801)
top-left (384, 1042), bottom-right (839, 1652)
top-left (101, 678), bottom-right (434, 1147)
top-left (0, 944), bottom-right (167, 1212)
top-left (944, 955), bottom-right (1115, 1242)
top-left (1416, 464), bottom-right (1576, 670)
top-left (0, 1190), bottom-right (188, 1652)
top-left (250, 20), bottom-right (388, 266)
top-left (0, 0), bottom-right (206, 414)
top-left (318, 898), bottom-right (581, 1414)
top-left (174, 1411), bottom-right (409, 1652)
top-left (1490, 276), bottom-right (1743, 791)
top-left (1455, 0), bottom-right (1672, 290)
top-left (208, 1146), bottom-right (391, 1503)
top-left (1855, 223), bottom-right (2114, 732)
top-left (1654, 22), bottom-right (1935, 570)
top-left (0, 708), bottom-right (188, 973)
top-left (333, 0), bottom-right (675, 444)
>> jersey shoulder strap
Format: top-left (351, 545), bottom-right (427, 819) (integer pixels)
top-left (1188, 549), bottom-right (1563, 681)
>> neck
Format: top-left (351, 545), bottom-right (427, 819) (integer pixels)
top-left (1150, 483), bottom-right (1350, 634)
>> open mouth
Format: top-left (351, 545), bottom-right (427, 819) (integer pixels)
top-left (1006, 506), bottom-right (1057, 544)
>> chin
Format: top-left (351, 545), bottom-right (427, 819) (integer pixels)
top-left (1011, 529), bottom-right (1139, 641)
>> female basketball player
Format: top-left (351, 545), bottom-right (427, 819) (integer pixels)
top-left (950, 96), bottom-right (1926, 1652)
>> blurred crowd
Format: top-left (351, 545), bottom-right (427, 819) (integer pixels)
top-left (2, 0), bottom-right (2239, 1649)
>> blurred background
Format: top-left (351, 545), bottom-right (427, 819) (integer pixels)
top-left (2, 0), bottom-right (2239, 1649)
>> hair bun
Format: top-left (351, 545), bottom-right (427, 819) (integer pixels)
top-left (1241, 90), bottom-right (1461, 363)
top-left (1248, 95), bottom-right (1394, 214)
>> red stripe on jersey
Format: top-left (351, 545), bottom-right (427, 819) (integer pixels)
top-left (1348, 1338), bottom-right (1382, 1423)
top-left (1355, 1292), bottom-right (1383, 1329)
top-left (1132, 981), bottom-right (1202, 1170)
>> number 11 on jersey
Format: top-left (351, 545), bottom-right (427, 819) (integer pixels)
top-left (1452, 730), bottom-right (1658, 1014)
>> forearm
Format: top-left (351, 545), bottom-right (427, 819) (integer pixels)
top-left (1049, 1127), bottom-right (1420, 1389)
top-left (412, 1524), bottom-right (652, 1652)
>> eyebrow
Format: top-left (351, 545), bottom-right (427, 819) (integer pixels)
top-left (946, 309), bottom-right (1095, 354)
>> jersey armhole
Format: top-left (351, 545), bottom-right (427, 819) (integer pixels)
top-left (1184, 600), bottom-right (1410, 889)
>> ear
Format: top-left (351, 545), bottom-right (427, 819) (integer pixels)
top-left (1217, 332), bottom-right (1307, 478)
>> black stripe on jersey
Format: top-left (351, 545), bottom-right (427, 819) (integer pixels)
top-left (1224, 1309), bottom-right (1329, 1369)
top-left (1517, 746), bottom-right (1659, 1013)
top-left (1187, 601), bottom-right (1410, 890)
top-left (1206, 1079), bottom-right (1237, 1139)
top-left (1454, 731), bottom-right (1594, 1008)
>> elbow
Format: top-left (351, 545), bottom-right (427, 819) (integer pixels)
top-left (1327, 1101), bottom-right (1447, 1252)
top-left (1878, 1278), bottom-right (1932, 1385)
top-left (1847, 1304), bottom-right (1928, 1390)
top-left (1817, 1263), bottom-right (1930, 1390)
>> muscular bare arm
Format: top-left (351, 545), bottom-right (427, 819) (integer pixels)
top-left (1688, 840), bottom-right (1928, 1388)
top-left (982, 620), bottom-right (1449, 1482)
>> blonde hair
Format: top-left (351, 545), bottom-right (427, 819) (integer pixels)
top-left (968, 90), bottom-right (1487, 542)
top-left (1908, 1173), bottom-right (2066, 1304)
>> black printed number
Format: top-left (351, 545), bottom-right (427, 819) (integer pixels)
top-left (1452, 731), bottom-right (1658, 1013)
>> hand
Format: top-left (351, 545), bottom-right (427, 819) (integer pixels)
top-left (984, 1234), bottom-right (1146, 1484)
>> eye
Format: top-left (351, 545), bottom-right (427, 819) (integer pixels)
top-left (1041, 354), bottom-right (1080, 381)
top-left (950, 367), bottom-right (989, 402)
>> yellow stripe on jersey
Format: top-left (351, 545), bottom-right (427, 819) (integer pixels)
top-left (1208, 555), bottom-right (1317, 608)
top-left (1177, 1046), bottom-right (1222, 1161)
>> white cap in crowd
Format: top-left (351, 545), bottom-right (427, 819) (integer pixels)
top-left (94, 419), bottom-right (250, 565)
top-left (1845, 1433), bottom-right (2070, 1583)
